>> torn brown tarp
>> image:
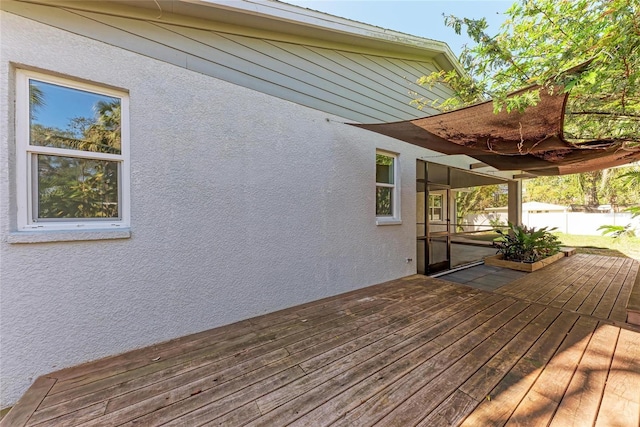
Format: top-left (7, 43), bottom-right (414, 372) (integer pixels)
top-left (351, 86), bottom-right (640, 176)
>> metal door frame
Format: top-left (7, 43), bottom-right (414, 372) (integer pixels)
top-left (416, 160), bottom-right (452, 274)
top-left (426, 183), bottom-right (451, 274)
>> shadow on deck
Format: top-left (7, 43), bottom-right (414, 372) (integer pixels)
top-left (2, 254), bottom-right (639, 426)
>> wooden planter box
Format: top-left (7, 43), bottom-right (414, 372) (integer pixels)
top-left (484, 251), bottom-right (565, 272)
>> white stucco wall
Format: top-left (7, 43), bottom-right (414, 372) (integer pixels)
top-left (0, 11), bottom-right (445, 406)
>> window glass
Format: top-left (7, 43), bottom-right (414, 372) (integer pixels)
top-left (427, 162), bottom-right (448, 185)
top-left (29, 80), bottom-right (121, 155)
top-left (17, 70), bottom-right (129, 231)
top-left (376, 187), bottom-right (393, 216)
top-left (376, 152), bottom-right (398, 220)
top-left (376, 154), bottom-right (394, 184)
top-left (36, 155), bottom-right (119, 220)
top-left (429, 194), bottom-right (443, 221)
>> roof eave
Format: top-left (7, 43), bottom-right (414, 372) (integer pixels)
top-left (106, 0), bottom-right (462, 72)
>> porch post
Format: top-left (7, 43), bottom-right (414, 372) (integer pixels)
top-left (508, 180), bottom-right (522, 226)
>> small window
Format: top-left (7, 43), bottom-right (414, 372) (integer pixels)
top-left (376, 151), bottom-right (400, 222)
top-left (16, 70), bottom-right (129, 231)
top-left (428, 194), bottom-right (443, 221)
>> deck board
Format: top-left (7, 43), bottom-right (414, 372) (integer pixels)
top-left (595, 328), bottom-right (640, 427)
top-left (459, 311), bottom-right (581, 426)
top-left (2, 255), bottom-right (639, 427)
top-left (458, 307), bottom-right (562, 401)
top-left (374, 304), bottom-right (543, 426)
top-left (504, 316), bottom-right (599, 426)
top-left (40, 279), bottom-right (430, 408)
top-left (534, 255), bottom-right (610, 306)
top-left (592, 259), bottom-right (634, 320)
top-left (610, 260), bottom-right (640, 323)
top-left (505, 255), bottom-right (595, 301)
top-left (283, 295), bottom-right (508, 427)
top-left (497, 254), bottom-right (639, 323)
top-left (549, 323), bottom-right (619, 427)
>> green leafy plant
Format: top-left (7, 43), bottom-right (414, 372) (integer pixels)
top-left (493, 222), bottom-right (561, 263)
top-left (488, 215), bottom-right (506, 228)
top-left (597, 224), bottom-right (637, 239)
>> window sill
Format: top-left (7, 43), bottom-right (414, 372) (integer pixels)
top-left (376, 218), bottom-right (402, 226)
top-left (7, 228), bottom-right (131, 244)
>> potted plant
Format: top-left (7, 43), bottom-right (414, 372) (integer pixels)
top-left (485, 222), bottom-right (564, 272)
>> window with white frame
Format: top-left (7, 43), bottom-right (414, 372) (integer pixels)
top-left (375, 151), bottom-right (399, 220)
top-left (16, 70), bottom-right (129, 231)
top-left (428, 194), bottom-right (443, 221)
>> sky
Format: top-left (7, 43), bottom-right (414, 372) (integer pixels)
top-left (31, 80), bottom-right (118, 135)
top-left (282, 0), bottom-right (514, 56)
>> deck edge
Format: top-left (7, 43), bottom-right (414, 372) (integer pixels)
top-left (626, 262), bottom-right (640, 326)
top-left (0, 376), bottom-right (57, 427)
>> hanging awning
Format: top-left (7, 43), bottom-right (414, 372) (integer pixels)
top-left (351, 85), bottom-right (640, 176)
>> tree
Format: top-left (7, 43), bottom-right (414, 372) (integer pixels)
top-left (618, 168), bottom-right (640, 217)
top-left (31, 100), bottom-right (121, 219)
top-left (414, 0), bottom-right (639, 147)
top-left (413, 0), bottom-right (639, 224)
top-left (522, 175), bottom-right (582, 205)
top-left (456, 184), bottom-right (508, 230)
top-left (598, 166), bottom-right (640, 237)
top-left (523, 165), bottom-right (640, 206)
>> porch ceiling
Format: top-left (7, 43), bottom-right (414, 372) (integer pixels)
top-left (352, 85), bottom-right (640, 176)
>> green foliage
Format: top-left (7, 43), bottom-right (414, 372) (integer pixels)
top-left (598, 224), bottom-right (637, 238)
top-left (616, 168), bottom-right (640, 211)
top-left (455, 184), bottom-right (508, 231)
top-left (488, 216), bottom-right (506, 228)
top-left (628, 206), bottom-right (640, 219)
top-left (31, 100), bottom-right (121, 219)
top-left (523, 174), bottom-right (582, 205)
top-left (376, 187), bottom-right (392, 216)
top-left (494, 222), bottom-right (561, 263)
top-left (37, 156), bottom-right (119, 219)
top-left (415, 0), bottom-right (640, 146)
top-left (29, 84), bottom-right (45, 119)
top-left (524, 165), bottom-right (640, 206)
top-left (599, 166), bottom-right (640, 237)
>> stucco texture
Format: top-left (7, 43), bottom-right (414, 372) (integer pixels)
top-left (0, 11), bottom-right (437, 407)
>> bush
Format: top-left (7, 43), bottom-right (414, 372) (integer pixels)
top-left (493, 223), bottom-right (561, 263)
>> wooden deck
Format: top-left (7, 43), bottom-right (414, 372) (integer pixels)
top-left (496, 254), bottom-right (639, 325)
top-left (2, 254), bottom-right (639, 426)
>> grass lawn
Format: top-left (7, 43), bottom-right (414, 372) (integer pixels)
top-left (463, 231), bottom-right (640, 260)
top-left (554, 233), bottom-right (640, 260)
top-left (462, 232), bottom-right (502, 242)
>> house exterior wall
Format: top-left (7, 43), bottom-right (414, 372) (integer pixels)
top-left (0, 10), bottom-right (459, 406)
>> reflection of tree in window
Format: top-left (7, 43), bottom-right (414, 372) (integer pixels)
top-left (376, 154), bottom-right (395, 216)
top-left (29, 80), bottom-right (121, 220)
top-left (37, 155), bottom-right (119, 219)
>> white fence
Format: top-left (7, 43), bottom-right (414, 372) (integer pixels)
top-left (464, 212), bottom-right (640, 236)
